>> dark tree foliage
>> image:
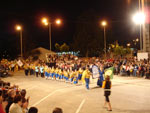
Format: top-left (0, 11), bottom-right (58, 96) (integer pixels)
top-left (72, 10), bottom-right (104, 57)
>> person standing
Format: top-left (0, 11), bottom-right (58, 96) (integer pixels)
top-left (44, 65), bottom-right (49, 79)
top-left (35, 65), bottom-right (39, 77)
top-left (9, 95), bottom-right (23, 113)
top-left (24, 63), bottom-right (29, 76)
top-left (77, 67), bottom-right (83, 84)
top-left (40, 65), bottom-right (44, 78)
top-left (97, 66), bottom-right (104, 87)
top-left (5, 90), bottom-right (16, 113)
top-left (83, 66), bottom-right (91, 90)
top-left (102, 76), bottom-right (112, 111)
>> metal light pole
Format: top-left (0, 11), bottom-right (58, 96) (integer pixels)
top-left (132, 11), bottom-right (145, 51)
top-left (101, 21), bottom-right (107, 57)
top-left (104, 26), bottom-right (106, 56)
top-left (49, 22), bottom-right (52, 51)
top-left (139, 0), bottom-right (143, 51)
top-left (42, 18), bottom-right (61, 51)
top-left (16, 25), bottom-right (23, 58)
top-left (20, 30), bottom-right (23, 57)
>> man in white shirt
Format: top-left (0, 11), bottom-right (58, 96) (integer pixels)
top-left (9, 95), bottom-right (23, 113)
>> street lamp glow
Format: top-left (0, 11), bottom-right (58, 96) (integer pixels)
top-left (15, 25), bottom-right (23, 57)
top-left (136, 38), bottom-right (139, 42)
top-left (56, 19), bottom-right (61, 25)
top-left (127, 43), bottom-right (131, 47)
top-left (132, 12), bottom-right (145, 24)
top-left (44, 22), bottom-right (49, 26)
top-left (42, 18), bottom-right (48, 24)
top-left (101, 21), bottom-right (107, 26)
top-left (16, 25), bottom-right (22, 31)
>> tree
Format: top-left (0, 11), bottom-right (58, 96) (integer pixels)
top-left (55, 43), bottom-right (60, 52)
top-left (60, 43), bottom-right (69, 52)
top-left (72, 10), bottom-right (104, 57)
top-left (110, 41), bottom-right (131, 57)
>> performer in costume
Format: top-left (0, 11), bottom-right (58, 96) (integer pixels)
top-left (35, 64), bottom-right (39, 77)
top-left (78, 67), bottom-right (83, 84)
top-left (63, 69), bottom-right (69, 82)
top-left (97, 66), bottom-right (104, 87)
top-left (48, 67), bottom-right (51, 79)
top-left (69, 69), bottom-right (74, 84)
top-left (81, 67), bottom-right (86, 84)
top-left (51, 67), bottom-right (55, 80)
top-left (24, 63), bottom-right (29, 76)
top-left (58, 69), bottom-right (62, 81)
top-left (83, 66), bottom-right (91, 90)
top-left (32, 63), bottom-right (35, 75)
top-left (40, 65), bottom-right (44, 78)
top-left (55, 68), bottom-right (59, 80)
top-left (44, 65), bottom-right (49, 79)
top-left (73, 69), bottom-right (78, 84)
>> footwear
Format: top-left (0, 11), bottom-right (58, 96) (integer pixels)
top-left (107, 109), bottom-right (112, 111)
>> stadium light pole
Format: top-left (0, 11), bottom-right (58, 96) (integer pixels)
top-left (16, 25), bottom-right (23, 58)
top-left (132, 11), bottom-right (145, 51)
top-left (42, 18), bottom-right (61, 51)
top-left (101, 20), bottom-right (107, 57)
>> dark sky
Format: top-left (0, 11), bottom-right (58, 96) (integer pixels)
top-left (0, 0), bottom-right (140, 58)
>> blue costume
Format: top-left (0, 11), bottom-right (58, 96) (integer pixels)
top-left (97, 69), bottom-right (104, 87)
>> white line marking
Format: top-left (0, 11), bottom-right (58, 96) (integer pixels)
top-left (32, 86), bottom-right (71, 106)
top-left (32, 91), bottom-right (57, 106)
top-left (75, 99), bottom-right (86, 113)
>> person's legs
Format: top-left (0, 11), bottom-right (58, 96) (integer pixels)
top-left (85, 78), bottom-right (89, 89)
top-left (106, 96), bottom-right (112, 111)
top-left (108, 102), bottom-right (112, 111)
top-left (133, 70), bottom-right (137, 77)
top-left (103, 97), bottom-right (107, 108)
top-left (36, 72), bottom-right (38, 77)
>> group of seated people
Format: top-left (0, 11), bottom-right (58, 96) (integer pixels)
top-left (113, 58), bottom-right (150, 79)
top-left (0, 80), bottom-right (63, 113)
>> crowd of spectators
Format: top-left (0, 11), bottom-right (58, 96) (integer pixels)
top-left (0, 80), bottom-right (63, 113)
top-left (113, 57), bottom-right (150, 79)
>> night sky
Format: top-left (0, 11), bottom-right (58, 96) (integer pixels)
top-left (0, 0), bottom-right (140, 58)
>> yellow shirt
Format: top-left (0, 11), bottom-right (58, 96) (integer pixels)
top-left (63, 71), bottom-right (68, 77)
top-left (24, 64), bottom-right (28, 70)
top-left (78, 69), bottom-right (83, 74)
top-left (55, 69), bottom-right (58, 74)
top-left (48, 68), bottom-right (51, 73)
top-left (102, 81), bottom-right (112, 89)
top-left (70, 72), bottom-right (74, 78)
top-left (59, 70), bottom-right (62, 75)
top-left (82, 70), bottom-right (91, 79)
top-left (51, 68), bottom-right (54, 73)
top-left (32, 65), bottom-right (35, 70)
top-left (44, 66), bottom-right (49, 72)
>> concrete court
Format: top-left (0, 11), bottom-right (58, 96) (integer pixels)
top-left (1, 71), bottom-right (150, 113)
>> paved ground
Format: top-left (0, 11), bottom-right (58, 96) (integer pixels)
top-left (1, 71), bottom-right (150, 113)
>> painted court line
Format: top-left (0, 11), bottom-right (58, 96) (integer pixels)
top-left (75, 99), bottom-right (86, 113)
top-left (32, 86), bottom-right (72, 106)
top-left (32, 90), bottom-right (57, 106)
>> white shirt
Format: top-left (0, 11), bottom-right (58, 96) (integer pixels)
top-left (9, 103), bottom-right (23, 113)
